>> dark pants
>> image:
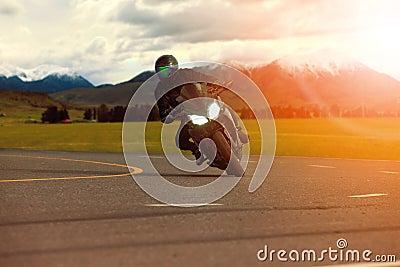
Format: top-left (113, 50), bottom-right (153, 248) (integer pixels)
top-left (176, 123), bottom-right (198, 154)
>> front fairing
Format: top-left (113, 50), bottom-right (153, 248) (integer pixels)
top-left (177, 84), bottom-right (243, 158)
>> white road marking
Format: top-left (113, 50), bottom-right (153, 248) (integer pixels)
top-left (314, 261), bottom-right (400, 267)
top-left (308, 164), bottom-right (336, 169)
top-left (380, 171), bottom-right (399, 174)
top-left (0, 154), bottom-right (142, 173)
top-left (0, 154), bottom-right (143, 183)
top-left (278, 155), bottom-right (400, 164)
top-left (138, 155), bottom-right (165, 159)
top-left (348, 193), bottom-right (388, 198)
top-left (145, 203), bottom-right (223, 207)
top-left (0, 173), bottom-right (131, 183)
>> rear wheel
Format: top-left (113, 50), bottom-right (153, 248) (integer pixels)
top-left (212, 131), bottom-right (244, 177)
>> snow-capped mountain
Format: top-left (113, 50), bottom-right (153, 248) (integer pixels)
top-left (0, 64), bottom-right (94, 93)
top-left (270, 53), bottom-right (365, 78)
top-left (248, 54), bottom-right (400, 110)
top-left (0, 64), bottom-right (80, 82)
top-left (7, 56), bottom-right (399, 113)
top-left (51, 57), bottom-right (400, 114)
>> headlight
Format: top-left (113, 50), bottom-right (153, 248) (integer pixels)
top-left (188, 115), bottom-right (208, 125)
top-left (207, 102), bottom-right (221, 119)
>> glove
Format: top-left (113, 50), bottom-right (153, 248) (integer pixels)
top-left (164, 114), bottom-right (175, 124)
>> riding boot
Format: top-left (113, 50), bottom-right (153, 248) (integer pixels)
top-left (193, 149), bottom-right (206, 165)
top-left (237, 127), bottom-right (250, 144)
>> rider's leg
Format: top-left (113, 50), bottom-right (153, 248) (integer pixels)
top-left (175, 122), bottom-right (201, 159)
top-left (228, 108), bottom-right (249, 144)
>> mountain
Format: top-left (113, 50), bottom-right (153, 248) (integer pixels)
top-left (0, 64), bottom-right (79, 82)
top-left (51, 56), bottom-right (400, 114)
top-left (0, 64), bottom-right (94, 93)
top-left (50, 70), bottom-right (248, 108)
top-left (0, 90), bottom-right (84, 120)
top-left (93, 71), bottom-right (156, 88)
top-left (50, 71), bottom-right (156, 106)
top-left (96, 83), bottom-right (114, 88)
top-left (124, 71), bottom-right (155, 83)
top-left (50, 82), bottom-right (145, 106)
top-left (248, 55), bottom-right (400, 112)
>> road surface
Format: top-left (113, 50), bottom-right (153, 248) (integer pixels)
top-left (0, 149), bottom-right (399, 266)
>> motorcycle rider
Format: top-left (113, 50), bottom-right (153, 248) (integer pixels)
top-left (154, 54), bottom-right (248, 165)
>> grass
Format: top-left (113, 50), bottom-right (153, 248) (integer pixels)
top-left (0, 90), bottom-right (84, 121)
top-left (0, 121), bottom-right (123, 152)
top-left (0, 118), bottom-right (400, 160)
top-left (274, 119), bottom-right (400, 159)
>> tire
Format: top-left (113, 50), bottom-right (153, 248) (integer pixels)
top-left (212, 131), bottom-right (244, 177)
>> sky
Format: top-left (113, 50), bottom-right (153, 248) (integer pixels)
top-left (1, 0), bottom-right (400, 85)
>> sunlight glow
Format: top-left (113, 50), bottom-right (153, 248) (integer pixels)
top-left (366, 19), bottom-right (400, 51)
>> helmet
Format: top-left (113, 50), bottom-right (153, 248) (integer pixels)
top-left (155, 54), bottom-right (178, 79)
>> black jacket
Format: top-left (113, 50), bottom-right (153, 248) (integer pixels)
top-left (155, 68), bottom-right (215, 123)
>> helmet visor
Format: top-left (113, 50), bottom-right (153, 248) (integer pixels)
top-left (156, 64), bottom-right (177, 79)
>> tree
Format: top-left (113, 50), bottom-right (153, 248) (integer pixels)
top-left (330, 104), bottom-right (341, 117)
top-left (83, 109), bottom-right (92, 120)
top-left (148, 105), bottom-right (160, 121)
top-left (59, 108), bottom-right (70, 121)
top-left (41, 106), bottom-right (70, 123)
top-left (41, 106), bottom-right (59, 123)
top-left (97, 104), bottom-right (109, 122)
top-left (109, 105), bottom-right (125, 122)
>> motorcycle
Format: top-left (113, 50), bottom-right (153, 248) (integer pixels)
top-left (169, 82), bottom-right (247, 177)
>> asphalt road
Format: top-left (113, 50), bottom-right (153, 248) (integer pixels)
top-left (0, 148), bottom-right (399, 267)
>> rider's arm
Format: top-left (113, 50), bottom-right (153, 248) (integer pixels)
top-left (156, 95), bottom-right (173, 123)
top-left (155, 84), bottom-right (174, 123)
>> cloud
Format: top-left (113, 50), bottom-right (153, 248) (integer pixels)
top-left (2, 0), bottom-right (400, 85)
top-left (0, 0), bottom-right (24, 16)
top-left (111, 0), bottom-right (365, 43)
top-left (86, 37), bottom-right (108, 55)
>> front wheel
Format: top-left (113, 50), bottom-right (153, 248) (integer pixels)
top-left (212, 131), bottom-right (244, 177)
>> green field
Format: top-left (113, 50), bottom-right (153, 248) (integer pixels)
top-left (0, 90), bottom-right (85, 121)
top-left (1, 118), bottom-right (400, 160)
